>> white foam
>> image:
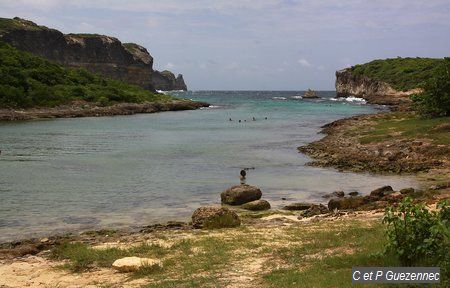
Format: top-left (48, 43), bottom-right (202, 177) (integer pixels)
top-left (330, 96), bottom-right (367, 104)
top-left (291, 95), bottom-right (303, 99)
top-left (272, 97), bottom-right (287, 100)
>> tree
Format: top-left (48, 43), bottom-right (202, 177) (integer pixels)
top-left (412, 58), bottom-right (450, 117)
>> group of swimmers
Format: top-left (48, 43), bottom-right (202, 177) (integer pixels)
top-left (229, 117), bottom-right (268, 123)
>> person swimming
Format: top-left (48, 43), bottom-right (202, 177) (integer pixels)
top-left (252, 117), bottom-right (256, 121)
top-left (240, 169), bottom-right (247, 185)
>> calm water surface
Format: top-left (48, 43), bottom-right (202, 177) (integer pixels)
top-left (0, 91), bottom-right (416, 242)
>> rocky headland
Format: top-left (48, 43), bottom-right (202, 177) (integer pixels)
top-left (335, 68), bottom-right (421, 108)
top-left (0, 17), bottom-right (187, 91)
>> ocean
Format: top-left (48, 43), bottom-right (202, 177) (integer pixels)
top-left (0, 91), bottom-right (415, 242)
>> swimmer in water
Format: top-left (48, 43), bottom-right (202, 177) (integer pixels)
top-left (252, 117), bottom-right (256, 121)
top-left (240, 169), bottom-right (247, 185)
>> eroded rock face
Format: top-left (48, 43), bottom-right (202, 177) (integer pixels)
top-left (221, 185), bottom-right (262, 205)
top-left (335, 68), bottom-right (418, 107)
top-left (0, 17), bottom-right (187, 91)
top-left (112, 257), bottom-right (162, 272)
top-left (192, 206), bottom-right (241, 229)
top-left (241, 199), bottom-right (271, 211)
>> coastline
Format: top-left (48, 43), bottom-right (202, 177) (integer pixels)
top-left (0, 99), bottom-right (210, 121)
top-left (0, 95), bottom-right (448, 287)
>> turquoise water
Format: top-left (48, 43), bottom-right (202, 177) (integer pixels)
top-left (0, 91), bottom-right (415, 242)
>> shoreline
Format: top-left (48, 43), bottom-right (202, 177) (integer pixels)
top-left (0, 99), bottom-right (210, 121)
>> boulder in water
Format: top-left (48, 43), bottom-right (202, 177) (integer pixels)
top-left (241, 199), bottom-right (271, 211)
top-left (221, 184), bottom-right (262, 205)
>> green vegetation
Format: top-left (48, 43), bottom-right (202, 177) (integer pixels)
top-left (51, 242), bottom-right (167, 272)
top-left (49, 215), bottom-right (450, 287)
top-left (351, 57), bottom-right (443, 91)
top-left (0, 41), bottom-right (173, 108)
top-left (263, 221), bottom-right (398, 288)
top-left (0, 17), bottom-right (44, 33)
top-left (384, 198), bottom-right (450, 285)
top-left (356, 113), bottom-right (450, 145)
top-left (412, 58), bottom-right (450, 117)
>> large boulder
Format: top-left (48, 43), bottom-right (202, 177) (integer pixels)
top-left (221, 184), bottom-right (262, 205)
top-left (283, 202), bottom-right (314, 211)
top-left (241, 199), bottom-right (271, 211)
top-left (370, 186), bottom-right (394, 198)
top-left (192, 206), bottom-right (241, 229)
top-left (112, 257), bottom-right (162, 272)
top-left (328, 197), bottom-right (365, 210)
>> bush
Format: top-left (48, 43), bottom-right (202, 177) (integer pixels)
top-left (412, 58), bottom-right (450, 117)
top-left (383, 198), bottom-right (449, 283)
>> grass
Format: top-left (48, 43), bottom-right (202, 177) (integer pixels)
top-left (355, 113), bottom-right (450, 145)
top-left (350, 57), bottom-right (443, 91)
top-left (263, 221), bottom-right (400, 288)
top-left (48, 218), bottom-right (448, 287)
top-left (50, 242), bottom-right (168, 272)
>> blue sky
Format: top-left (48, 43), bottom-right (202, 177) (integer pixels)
top-left (1, 0), bottom-right (449, 90)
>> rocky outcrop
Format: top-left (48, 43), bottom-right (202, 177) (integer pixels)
top-left (283, 202), bottom-right (313, 211)
top-left (221, 185), bottom-right (262, 205)
top-left (0, 17), bottom-right (187, 91)
top-left (151, 70), bottom-right (187, 91)
top-left (241, 199), bottom-right (271, 211)
top-left (0, 99), bottom-right (209, 121)
top-left (191, 206), bottom-right (241, 229)
top-left (335, 68), bottom-right (420, 107)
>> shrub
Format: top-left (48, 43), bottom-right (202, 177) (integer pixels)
top-left (412, 58), bottom-right (450, 117)
top-left (383, 198), bottom-right (450, 283)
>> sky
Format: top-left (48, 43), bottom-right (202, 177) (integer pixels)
top-left (0, 0), bottom-right (449, 90)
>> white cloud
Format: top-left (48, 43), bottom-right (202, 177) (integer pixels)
top-left (164, 62), bottom-right (176, 69)
top-left (298, 58), bottom-right (311, 68)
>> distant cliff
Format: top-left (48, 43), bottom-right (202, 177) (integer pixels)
top-left (0, 17), bottom-right (187, 91)
top-left (335, 58), bottom-right (443, 107)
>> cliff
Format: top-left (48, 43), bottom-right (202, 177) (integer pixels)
top-left (335, 68), bottom-right (417, 107)
top-left (0, 17), bottom-right (187, 91)
top-left (335, 58), bottom-right (443, 107)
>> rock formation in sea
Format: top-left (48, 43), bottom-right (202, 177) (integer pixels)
top-left (335, 68), bottom-right (421, 107)
top-left (0, 17), bottom-right (187, 92)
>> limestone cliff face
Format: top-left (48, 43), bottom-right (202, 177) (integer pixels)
top-left (335, 68), bottom-right (419, 107)
top-left (151, 70), bottom-right (187, 91)
top-left (335, 68), bottom-right (396, 98)
top-left (0, 17), bottom-right (187, 91)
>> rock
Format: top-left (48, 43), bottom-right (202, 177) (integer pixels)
top-left (399, 188), bottom-right (415, 195)
top-left (192, 206), bottom-right (240, 229)
top-left (328, 197), bottom-right (365, 210)
top-left (348, 191), bottom-right (359, 197)
top-left (382, 192), bottom-right (405, 203)
top-left (283, 202), bottom-right (314, 211)
top-left (301, 204), bottom-right (329, 217)
top-left (370, 186), bottom-right (394, 198)
top-left (322, 191), bottom-right (345, 198)
top-left (221, 184), bottom-right (262, 205)
top-left (112, 257), bottom-right (162, 272)
top-left (241, 199), bottom-right (271, 211)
